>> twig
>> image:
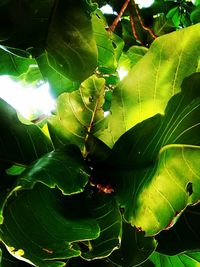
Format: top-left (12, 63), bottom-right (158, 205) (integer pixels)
top-left (108, 0), bottom-right (130, 33)
top-left (131, 0), bottom-right (157, 39)
top-left (130, 13), bottom-right (144, 46)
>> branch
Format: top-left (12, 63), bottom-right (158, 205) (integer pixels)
top-left (131, 0), bottom-right (157, 40)
top-left (108, 0), bottom-right (130, 33)
top-left (130, 13), bottom-right (144, 46)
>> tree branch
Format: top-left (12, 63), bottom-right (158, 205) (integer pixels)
top-left (108, 0), bottom-right (130, 33)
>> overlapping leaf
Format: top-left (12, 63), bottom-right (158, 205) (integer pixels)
top-left (109, 223), bottom-right (157, 267)
top-left (49, 75), bottom-right (107, 153)
top-left (0, 184), bottom-right (99, 267)
top-left (0, 98), bottom-right (53, 166)
top-left (82, 194), bottom-right (122, 259)
top-left (156, 202), bottom-right (200, 255)
top-left (99, 73), bottom-right (200, 235)
top-left (99, 23), bottom-right (200, 147)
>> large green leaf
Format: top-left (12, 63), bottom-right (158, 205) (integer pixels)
top-left (82, 193), bottom-right (122, 259)
top-left (99, 23), bottom-right (200, 147)
top-left (49, 75), bottom-right (107, 153)
top-left (98, 73), bottom-right (200, 235)
top-left (0, 184), bottom-right (99, 267)
top-left (109, 223), bottom-right (157, 267)
top-left (0, 98), bottom-right (53, 166)
top-left (0, 0), bottom-right (98, 82)
top-left (149, 251), bottom-right (200, 267)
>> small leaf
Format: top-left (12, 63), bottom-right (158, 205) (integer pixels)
top-left (49, 75), bottom-right (107, 153)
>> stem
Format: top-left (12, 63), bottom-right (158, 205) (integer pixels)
top-left (130, 13), bottom-right (144, 46)
top-left (131, 0), bottom-right (157, 40)
top-left (108, 0), bottom-right (130, 33)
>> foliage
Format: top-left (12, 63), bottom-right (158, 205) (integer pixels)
top-left (0, 0), bottom-right (200, 266)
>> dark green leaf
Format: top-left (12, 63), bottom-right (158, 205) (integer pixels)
top-left (82, 193), bottom-right (122, 259)
top-left (67, 257), bottom-right (115, 267)
top-left (109, 223), bottom-right (157, 267)
top-left (156, 203), bottom-right (200, 255)
top-left (0, 98), bottom-right (53, 166)
top-left (190, 5), bottom-right (200, 23)
top-left (0, 184), bottom-right (99, 267)
top-left (18, 146), bottom-right (90, 195)
top-left (0, 0), bottom-right (98, 82)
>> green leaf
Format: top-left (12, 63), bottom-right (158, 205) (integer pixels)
top-left (102, 73), bottom-right (200, 235)
top-left (0, 0), bottom-right (98, 82)
top-left (152, 13), bottom-right (175, 36)
top-left (0, 184), bottom-right (99, 267)
top-left (18, 146), bottom-right (90, 195)
top-left (36, 53), bottom-right (80, 97)
top-left (67, 257), bottom-right (116, 267)
top-left (92, 12), bottom-right (116, 72)
top-left (149, 251), bottom-right (200, 267)
top-left (0, 99), bottom-right (53, 166)
top-left (82, 193), bottom-right (122, 259)
top-left (99, 23), bottom-right (200, 147)
top-left (49, 75), bottom-right (107, 153)
top-left (109, 223), bottom-right (157, 267)
top-left (156, 203), bottom-right (200, 255)
top-left (191, 6), bottom-right (200, 23)
top-left (0, 47), bottom-right (34, 77)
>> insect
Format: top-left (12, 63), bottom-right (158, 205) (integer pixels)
top-left (42, 248), bottom-right (54, 254)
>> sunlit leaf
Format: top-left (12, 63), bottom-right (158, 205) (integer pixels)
top-left (100, 73), bottom-right (200, 235)
top-left (149, 251), bottom-right (200, 267)
top-left (36, 53), bottom-right (80, 97)
top-left (0, 47), bottom-right (34, 77)
top-left (99, 23), bottom-right (200, 147)
top-left (49, 75), bottom-right (107, 153)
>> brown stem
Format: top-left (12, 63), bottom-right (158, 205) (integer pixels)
top-left (130, 13), bottom-right (144, 46)
top-left (131, 0), bottom-right (157, 40)
top-left (108, 0), bottom-right (130, 33)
